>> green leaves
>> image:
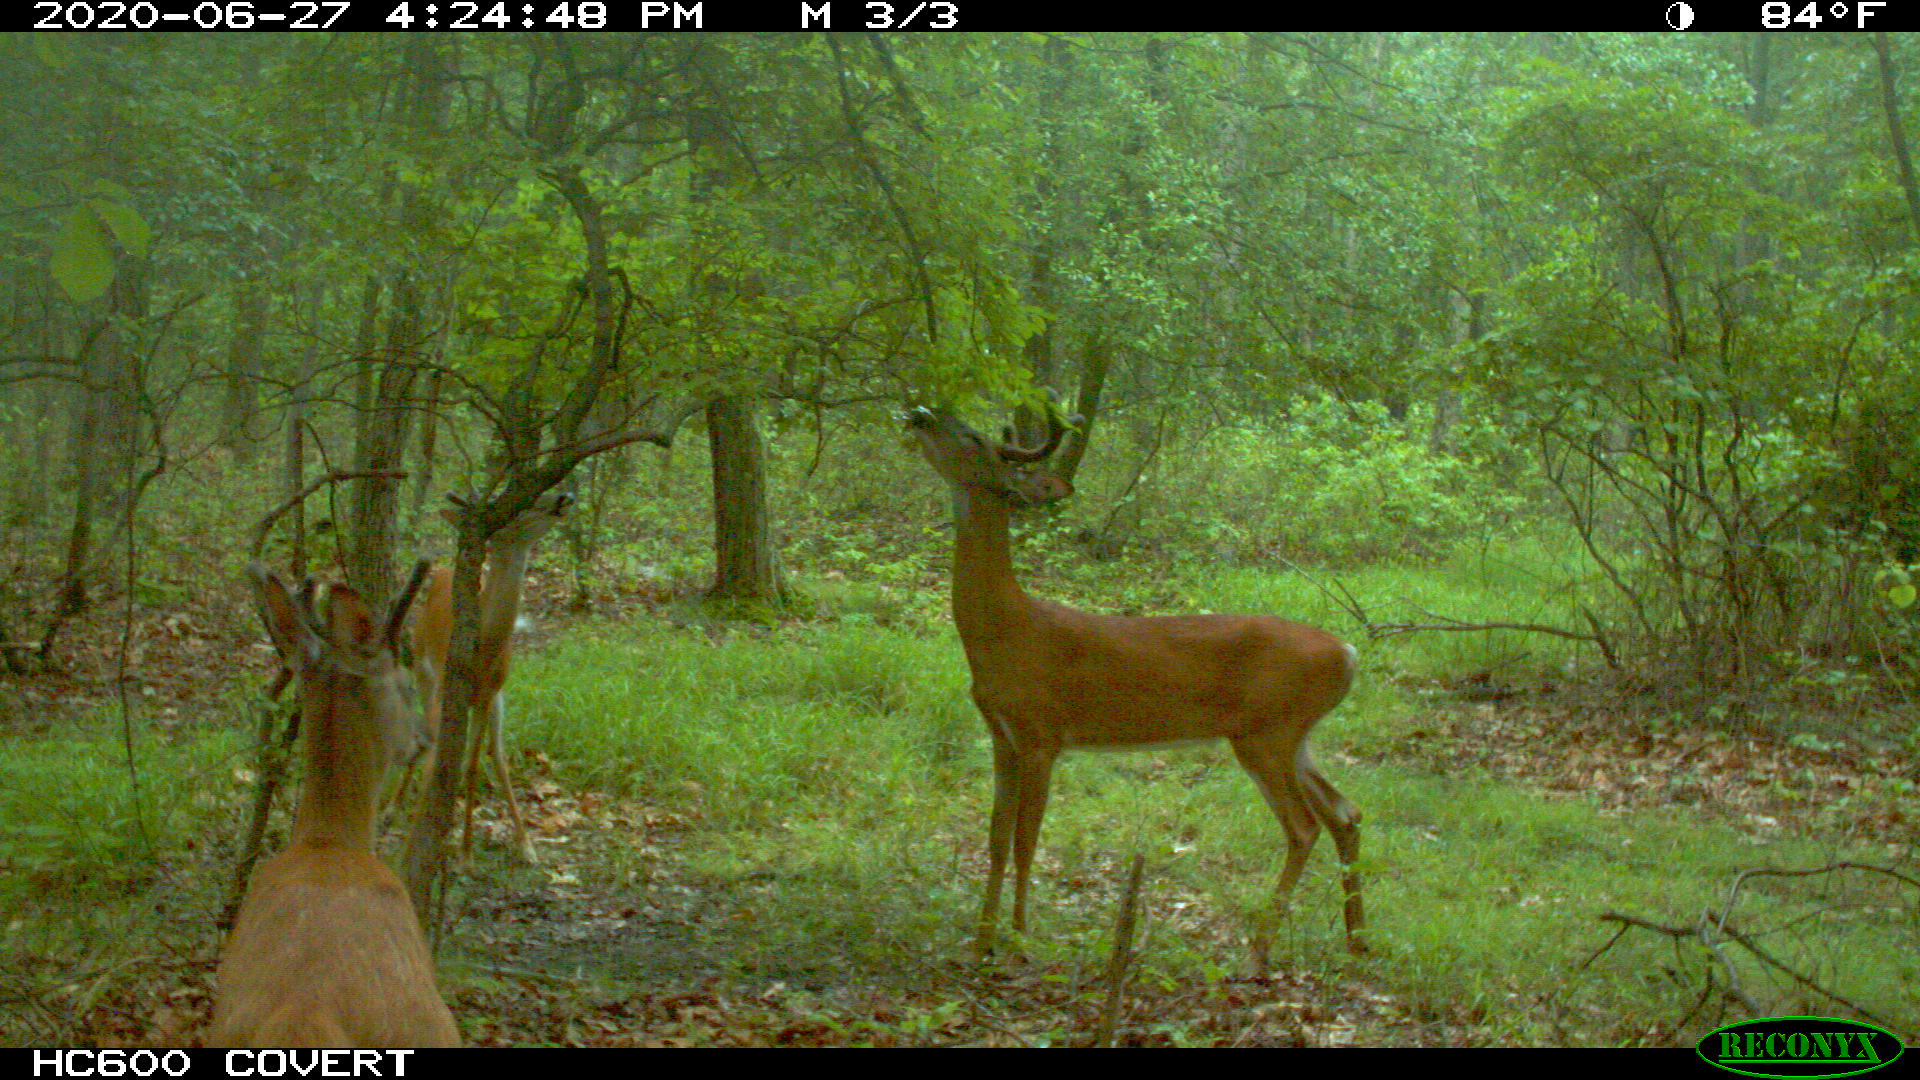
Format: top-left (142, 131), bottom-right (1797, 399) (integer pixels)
top-left (49, 205), bottom-right (112, 303)
top-left (48, 184), bottom-right (150, 304)
top-left (1873, 565), bottom-right (1918, 610)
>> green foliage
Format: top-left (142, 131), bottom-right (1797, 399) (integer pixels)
top-left (0, 715), bottom-right (241, 907)
top-left (1134, 397), bottom-right (1524, 566)
top-left (1457, 41), bottom-right (1920, 697)
top-left (48, 181), bottom-right (150, 304)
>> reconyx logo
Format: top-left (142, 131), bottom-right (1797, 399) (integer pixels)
top-left (1698, 1017), bottom-right (1904, 1079)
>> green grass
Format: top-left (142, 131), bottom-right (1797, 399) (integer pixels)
top-left (1179, 533), bottom-right (1607, 685)
top-left (2, 518), bottom-right (1912, 1043)
top-left (0, 714), bottom-right (243, 910)
top-left (0, 702), bottom-right (248, 1035)
top-left (500, 587), bottom-right (1916, 1042)
top-left (513, 618), bottom-right (977, 806)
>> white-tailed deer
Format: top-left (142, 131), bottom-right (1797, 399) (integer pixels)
top-left (211, 562), bottom-right (460, 1047)
top-left (411, 490), bottom-right (571, 862)
top-left (906, 405), bottom-right (1365, 958)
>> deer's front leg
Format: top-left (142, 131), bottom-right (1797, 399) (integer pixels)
top-left (976, 721), bottom-right (1018, 958)
top-left (1007, 744), bottom-right (1058, 937)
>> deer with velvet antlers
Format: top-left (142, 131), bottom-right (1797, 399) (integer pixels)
top-left (211, 562), bottom-right (460, 1047)
top-left (906, 403), bottom-right (1365, 959)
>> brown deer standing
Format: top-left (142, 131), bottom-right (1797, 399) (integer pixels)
top-left (410, 490), bottom-right (572, 862)
top-left (211, 562), bottom-right (460, 1047)
top-left (906, 404), bottom-right (1365, 958)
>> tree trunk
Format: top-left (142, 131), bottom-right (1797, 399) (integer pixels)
top-left (1051, 338), bottom-right (1109, 485)
top-left (1874, 33), bottom-right (1920, 244)
top-left (350, 278), bottom-right (381, 463)
top-left (344, 36), bottom-right (447, 613)
top-left (55, 361), bottom-right (102, 622)
top-left (219, 280), bottom-right (271, 461)
top-left (280, 282), bottom-right (321, 577)
top-left (1016, 42), bottom-right (1065, 450)
top-left (403, 35), bottom-right (677, 917)
top-left (1429, 291), bottom-right (1480, 456)
top-left (410, 367), bottom-right (443, 524)
top-left (706, 394), bottom-right (783, 602)
top-left (343, 330), bottom-right (416, 613)
top-left (50, 277), bottom-right (143, 635)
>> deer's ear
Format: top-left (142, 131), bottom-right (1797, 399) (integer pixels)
top-left (249, 564), bottom-right (305, 663)
top-left (1008, 470), bottom-right (1073, 507)
top-left (248, 562), bottom-right (322, 675)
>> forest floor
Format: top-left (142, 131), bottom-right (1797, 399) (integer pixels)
top-left (425, 698), bottom-right (1914, 1047)
top-left (8, 570), bottom-right (1918, 1048)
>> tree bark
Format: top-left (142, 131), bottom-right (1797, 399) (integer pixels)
top-left (1051, 338), bottom-right (1109, 485)
top-left (1874, 33), bottom-right (1920, 244)
top-left (706, 394), bottom-right (783, 602)
top-left (219, 280), bottom-right (271, 461)
top-left (343, 37), bottom-right (447, 614)
top-left (410, 367), bottom-right (443, 524)
top-left (343, 329), bottom-right (417, 613)
top-left (50, 272), bottom-right (144, 636)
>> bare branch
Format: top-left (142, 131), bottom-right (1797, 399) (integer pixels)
top-left (250, 470), bottom-right (407, 561)
top-left (1593, 861), bottom-right (1917, 1034)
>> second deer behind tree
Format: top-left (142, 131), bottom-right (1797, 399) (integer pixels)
top-left (412, 490), bottom-right (572, 862)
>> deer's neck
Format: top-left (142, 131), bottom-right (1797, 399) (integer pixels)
top-left (289, 674), bottom-right (384, 849)
top-left (950, 486), bottom-right (1035, 647)
top-left (476, 545), bottom-right (537, 657)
